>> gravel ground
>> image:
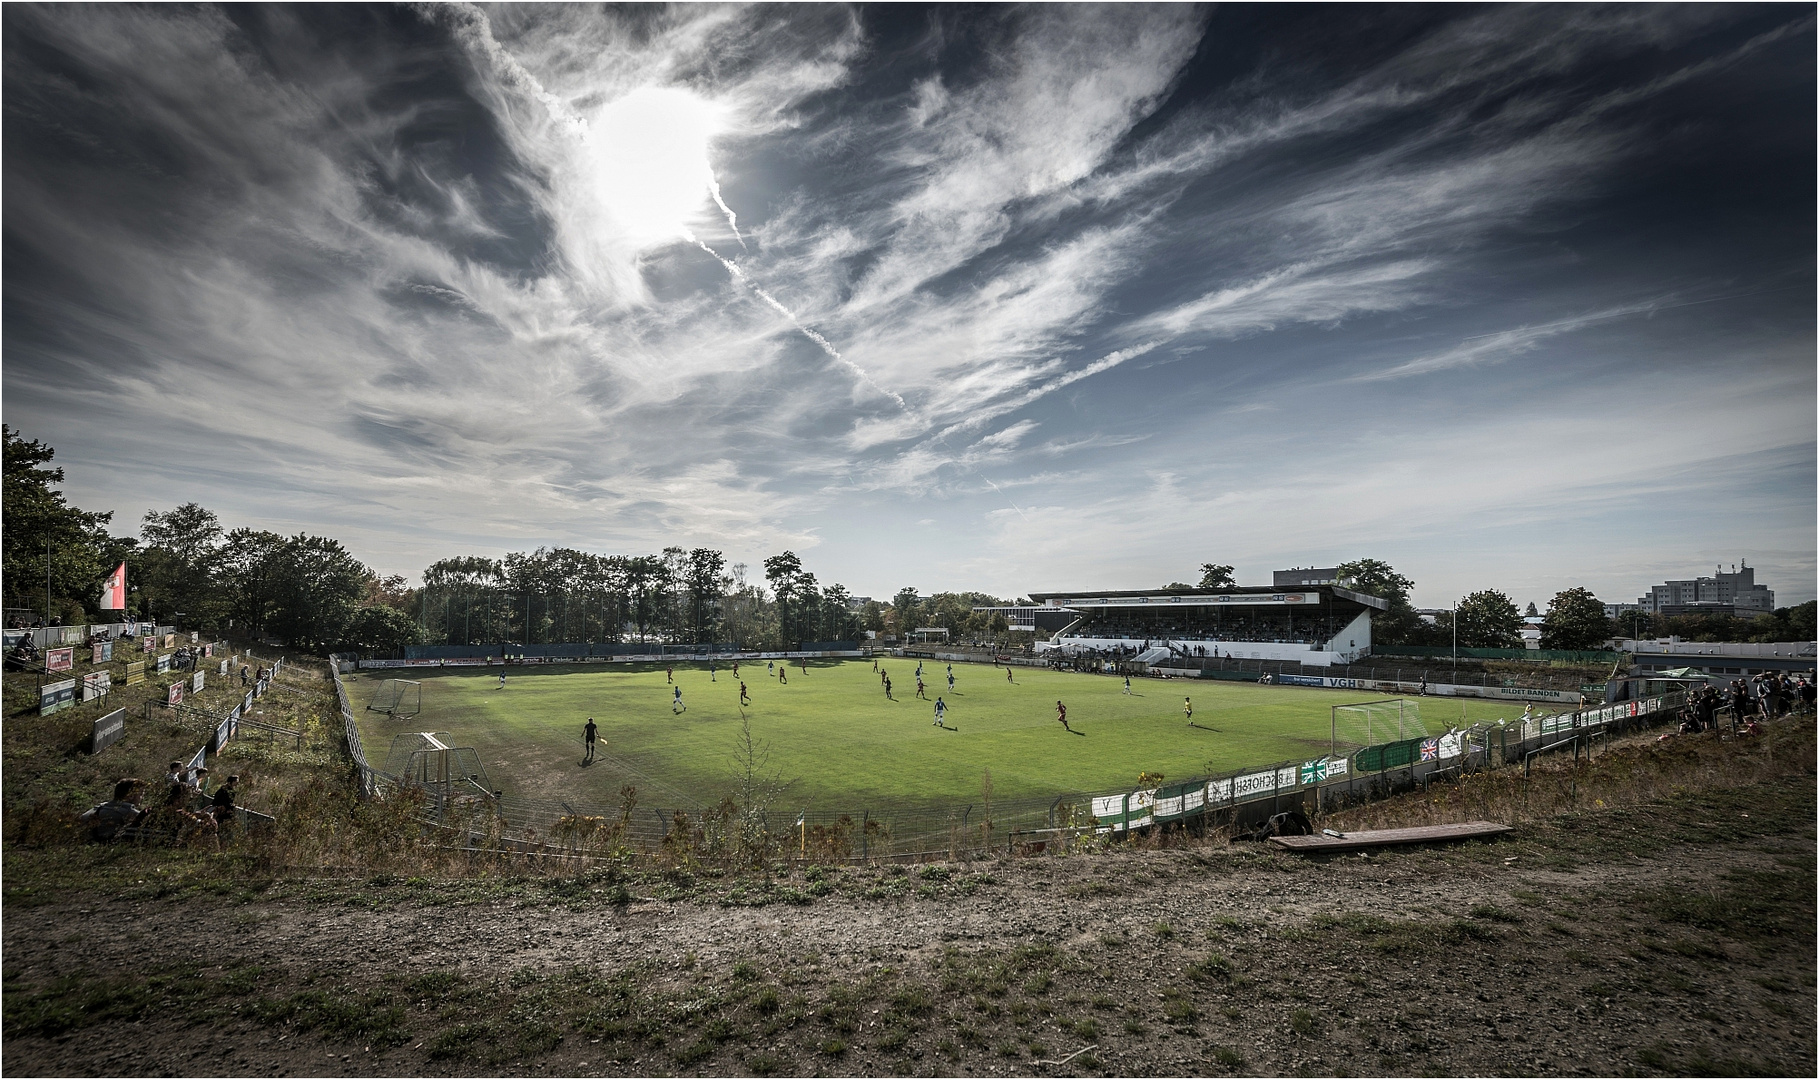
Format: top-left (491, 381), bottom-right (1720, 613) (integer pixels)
top-left (5, 781), bottom-right (1813, 1078)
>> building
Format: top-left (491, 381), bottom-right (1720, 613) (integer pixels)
top-left (1637, 562), bottom-right (1774, 617)
top-left (1273, 566), bottom-right (1340, 587)
top-left (969, 605), bottom-right (1078, 635)
top-left (1024, 585), bottom-right (1387, 666)
top-left (1603, 602), bottom-right (1646, 619)
top-left (1612, 637), bottom-right (1815, 679)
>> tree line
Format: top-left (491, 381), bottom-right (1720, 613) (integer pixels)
top-left (416, 546), bottom-right (870, 649)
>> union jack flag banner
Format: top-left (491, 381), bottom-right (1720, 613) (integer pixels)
top-left (1419, 737), bottom-right (1440, 762)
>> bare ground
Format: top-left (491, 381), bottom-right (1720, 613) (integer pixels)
top-left (3, 769), bottom-right (1813, 1079)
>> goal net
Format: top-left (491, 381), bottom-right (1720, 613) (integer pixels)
top-left (367, 678), bottom-right (421, 718)
top-left (382, 731), bottom-right (492, 799)
top-left (1331, 698), bottom-right (1427, 757)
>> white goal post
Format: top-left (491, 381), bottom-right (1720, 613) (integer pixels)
top-left (1331, 697), bottom-right (1427, 757)
top-left (367, 678), bottom-right (421, 719)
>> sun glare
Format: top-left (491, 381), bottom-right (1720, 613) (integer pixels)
top-left (586, 86), bottom-right (726, 248)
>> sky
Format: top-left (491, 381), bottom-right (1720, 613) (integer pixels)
top-left (4, 3), bottom-right (1814, 611)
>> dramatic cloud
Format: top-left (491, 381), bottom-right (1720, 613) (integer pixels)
top-left (4, 4), bottom-right (1812, 607)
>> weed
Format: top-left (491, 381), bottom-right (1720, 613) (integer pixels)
top-left (1289, 1007), bottom-right (1317, 1036)
top-left (1186, 952), bottom-right (1235, 982)
top-left (1152, 920), bottom-right (1175, 940)
top-left (1212, 1045), bottom-right (1247, 1068)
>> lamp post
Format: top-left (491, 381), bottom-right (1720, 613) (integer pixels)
top-left (1452, 602), bottom-right (1458, 680)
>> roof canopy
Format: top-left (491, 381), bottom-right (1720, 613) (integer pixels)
top-left (1026, 585), bottom-right (1388, 612)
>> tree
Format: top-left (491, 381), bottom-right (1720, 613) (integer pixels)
top-left (1539, 587), bottom-right (1612, 650)
top-left (1333, 558), bottom-right (1422, 645)
top-left (341, 604), bottom-right (423, 654)
top-left (1198, 563), bottom-right (1236, 590)
top-left (763, 551), bottom-right (804, 646)
top-left (684, 548), bottom-right (728, 644)
top-left (1454, 589), bottom-right (1523, 648)
top-left (3, 424), bottom-right (118, 621)
top-left (1749, 600), bottom-right (1817, 644)
top-left (218, 529), bottom-right (288, 637)
top-left (141, 503), bottom-right (226, 627)
top-left (268, 535), bottom-right (367, 652)
top-left (892, 587), bottom-right (921, 638)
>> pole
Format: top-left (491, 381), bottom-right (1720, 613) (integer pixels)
top-left (1452, 604), bottom-right (1458, 681)
top-left (46, 538), bottom-right (53, 625)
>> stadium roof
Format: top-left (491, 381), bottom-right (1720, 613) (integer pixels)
top-left (1026, 585), bottom-right (1389, 611)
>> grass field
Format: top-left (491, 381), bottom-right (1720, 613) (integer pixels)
top-left (345, 659), bottom-right (1532, 813)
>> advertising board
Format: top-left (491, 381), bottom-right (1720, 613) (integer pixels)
top-left (89, 708), bottom-right (127, 755)
top-left (40, 678), bottom-right (77, 715)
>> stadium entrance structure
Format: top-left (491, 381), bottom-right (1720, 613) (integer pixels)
top-left (1026, 585), bottom-right (1388, 666)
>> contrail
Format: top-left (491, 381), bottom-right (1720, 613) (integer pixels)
top-left (707, 174), bottom-right (746, 250)
top-left (979, 474), bottom-right (1031, 523)
top-left (686, 233), bottom-right (906, 409)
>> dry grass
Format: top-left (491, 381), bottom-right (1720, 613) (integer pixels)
top-left (1323, 713), bottom-right (1814, 834)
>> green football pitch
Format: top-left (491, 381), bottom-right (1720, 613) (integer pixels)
top-left (345, 659), bottom-right (1528, 812)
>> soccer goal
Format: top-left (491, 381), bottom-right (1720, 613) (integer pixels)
top-left (1331, 698), bottom-right (1428, 758)
top-left (367, 678), bottom-right (421, 719)
top-left (382, 731), bottom-right (492, 808)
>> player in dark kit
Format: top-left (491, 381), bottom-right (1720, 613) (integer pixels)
top-left (583, 718), bottom-right (598, 764)
top-left (1055, 700), bottom-right (1072, 733)
top-left (739, 681), bottom-right (751, 706)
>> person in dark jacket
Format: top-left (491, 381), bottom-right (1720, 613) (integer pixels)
top-left (211, 775), bottom-right (239, 825)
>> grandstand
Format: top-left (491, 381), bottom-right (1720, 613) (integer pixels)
top-left (1026, 585), bottom-right (1387, 666)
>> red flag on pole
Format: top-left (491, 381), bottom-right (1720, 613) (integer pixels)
top-left (99, 563), bottom-right (126, 610)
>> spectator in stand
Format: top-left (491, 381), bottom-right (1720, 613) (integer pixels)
top-left (211, 775), bottom-right (239, 825)
top-left (78, 779), bottom-right (147, 842)
top-left (240, 665), bottom-right (250, 687)
top-left (1729, 679), bottom-right (1752, 720)
top-left (156, 778), bottom-right (218, 845)
top-left (165, 760), bottom-right (186, 788)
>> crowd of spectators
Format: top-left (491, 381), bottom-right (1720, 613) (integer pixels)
top-left (1676, 671), bottom-right (1813, 735)
top-left (1060, 616), bottom-right (1337, 648)
top-left (77, 767), bottom-right (241, 846)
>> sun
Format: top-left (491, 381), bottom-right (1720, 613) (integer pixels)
top-left (585, 86), bottom-right (727, 248)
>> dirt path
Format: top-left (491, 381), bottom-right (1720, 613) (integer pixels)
top-left (5, 783), bottom-right (1813, 1078)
